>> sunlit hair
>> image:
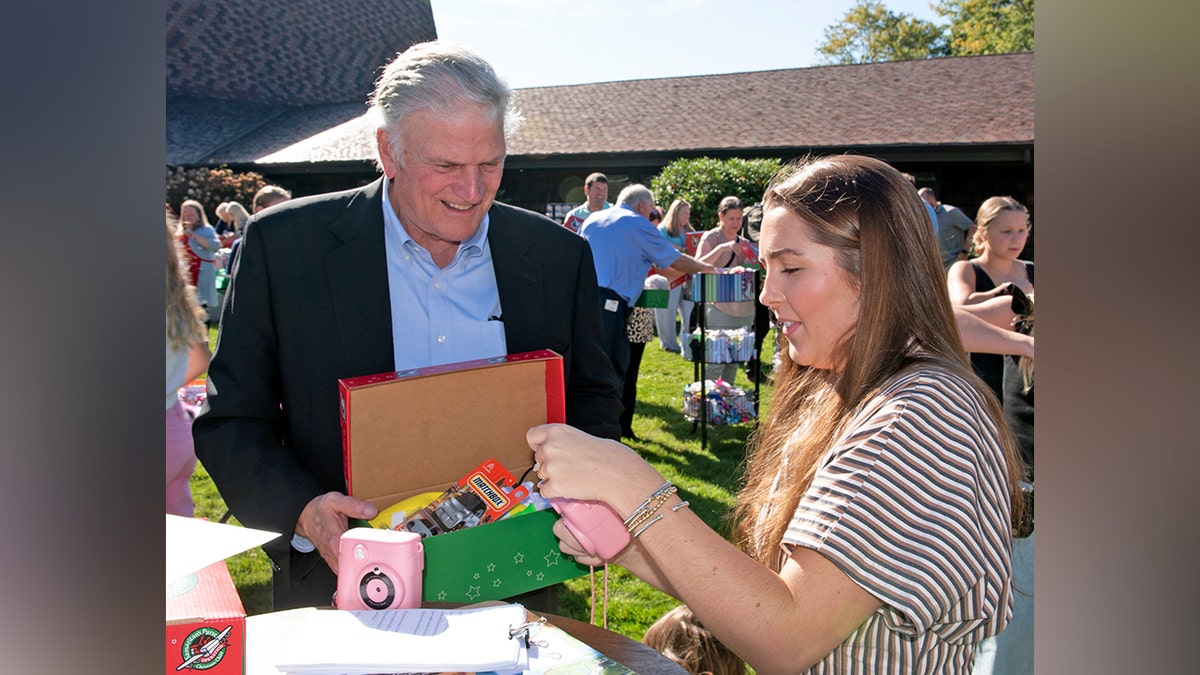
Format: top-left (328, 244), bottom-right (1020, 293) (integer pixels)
top-left (179, 199), bottom-right (209, 227)
top-left (166, 216), bottom-right (207, 352)
top-left (224, 201), bottom-right (250, 231)
top-left (617, 183), bottom-right (654, 210)
top-left (660, 199), bottom-right (692, 238)
top-left (252, 185), bottom-right (291, 213)
top-left (642, 605), bottom-right (746, 675)
top-left (717, 195), bottom-right (742, 215)
top-left (369, 40), bottom-right (523, 172)
top-left (733, 154), bottom-right (1025, 566)
top-left (972, 195), bottom-right (1029, 252)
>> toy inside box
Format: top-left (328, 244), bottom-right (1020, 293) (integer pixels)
top-left (338, 349), bottom-right (590, 603)
top-left (166, 559), bottom-right (246, 674)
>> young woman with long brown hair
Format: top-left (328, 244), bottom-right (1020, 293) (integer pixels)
top-left (528, 155), bottom-right (1024, 673)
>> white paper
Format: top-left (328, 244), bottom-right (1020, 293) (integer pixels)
top-left (166, 514), bottom-right (281, 584)
top-left (274, 604), bottom-right (529, 674)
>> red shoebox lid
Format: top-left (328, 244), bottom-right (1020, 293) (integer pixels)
top-left (166, 559), bottom-right (245, 674)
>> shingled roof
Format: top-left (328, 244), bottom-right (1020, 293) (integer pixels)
top-left (509, 52), bottom-right (1033, 157)
top-left (173, 52), bottom-right (1032, 168)
top-left (166, 0), bottom-right (436, 105)
top-left (166, 0), bottom-right (437, 165)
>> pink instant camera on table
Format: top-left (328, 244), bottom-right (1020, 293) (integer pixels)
top-left (335, 528), bottom-right (424, 610)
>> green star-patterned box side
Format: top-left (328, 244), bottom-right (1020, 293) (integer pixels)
top-left (422, 509), bottom-right (588, 602)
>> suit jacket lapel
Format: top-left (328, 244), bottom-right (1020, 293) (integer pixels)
top-left (325, 178), bottom-right (395, 375)
top-left (488, 205), bottom-right (543, 353)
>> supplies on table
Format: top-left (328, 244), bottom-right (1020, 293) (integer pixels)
top-left (683, 379), bottom-right (756, 425)
top-left (682, 327), bottom-right (756, 363)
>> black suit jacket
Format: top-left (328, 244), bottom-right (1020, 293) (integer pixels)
top-left (193, 178), bottom-right (621, 600)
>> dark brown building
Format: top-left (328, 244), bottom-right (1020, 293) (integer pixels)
top-left (167, 2), bottom-right (1034, 255)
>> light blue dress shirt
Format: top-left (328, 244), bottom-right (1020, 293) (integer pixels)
top-left (579, 204), bottom-right (681, 306)
top-left (381, 185), bottom-right (507, 371)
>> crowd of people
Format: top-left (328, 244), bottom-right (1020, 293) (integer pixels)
top-left (168, 39), bottom-right (1035, 673)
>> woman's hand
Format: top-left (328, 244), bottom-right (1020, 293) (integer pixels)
top-left (526, 423), bottom-right (664, 514)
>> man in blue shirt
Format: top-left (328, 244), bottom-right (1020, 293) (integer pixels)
top-left (579, 184), bottom-right (719, 389)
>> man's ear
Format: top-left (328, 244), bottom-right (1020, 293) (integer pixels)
top-left (376, 128), bottom-right (397, 179)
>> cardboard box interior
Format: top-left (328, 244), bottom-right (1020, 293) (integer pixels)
top-left (342, 353), bottom-right (562, 508)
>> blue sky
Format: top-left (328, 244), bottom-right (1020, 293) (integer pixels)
top-left (429, 0), bottom-right (943, 89)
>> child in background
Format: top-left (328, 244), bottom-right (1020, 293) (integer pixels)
top-left (643, 605), bottom-right (745, 675)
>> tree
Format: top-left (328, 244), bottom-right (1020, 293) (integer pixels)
top-left (817, 0), bottom-right (946, 65)
top-left (938, 0), bottom-right (1034, 55)
top-left (816, 0), bottom-right (1033, 65)
top-left (650, 157), bottom-right (782, 231)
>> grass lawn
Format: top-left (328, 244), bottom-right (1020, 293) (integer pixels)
top-left (192, 322), bottom-right (775, 642)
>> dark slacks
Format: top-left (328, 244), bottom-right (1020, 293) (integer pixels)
top-left (597, 287), bottom-right (631, 392)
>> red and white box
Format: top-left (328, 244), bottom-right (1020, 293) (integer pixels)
top-left (166, 559), bottom-right (246, 674)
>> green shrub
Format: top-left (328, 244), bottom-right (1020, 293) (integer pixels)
top-left (650, 157), bottom-right (782, 230)
top-left (166, 166), bottom-right (269, 220)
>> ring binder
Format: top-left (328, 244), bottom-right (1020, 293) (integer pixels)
top-left (509, 616), bottom-right (548, 647)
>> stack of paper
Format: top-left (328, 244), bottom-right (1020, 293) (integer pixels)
top-left (274, 604), bottom-right (529, 674)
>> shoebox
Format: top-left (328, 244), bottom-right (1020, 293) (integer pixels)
top-left (338, 349), bottom-right (590, 603)
top-left (166, 515), bottom-right (278, 675)
top-left (166, 560), bottom-right (246, 674)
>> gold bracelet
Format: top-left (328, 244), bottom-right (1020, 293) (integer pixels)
top-left (631, 500), bottom-right (691, 539)
top-left (623, 482), bottom-right (678, 534)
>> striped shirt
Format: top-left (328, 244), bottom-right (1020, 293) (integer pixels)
top-left (781, 367), bottom-right (1014, 674)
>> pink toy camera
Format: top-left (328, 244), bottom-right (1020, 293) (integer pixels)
top-left (335, 527), bottom-right (424, 610)
top-left (550, 498), bottom-right (631, 561)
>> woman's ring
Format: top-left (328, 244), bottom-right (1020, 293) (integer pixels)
top-left (534, 461), bottom-right (547, 481)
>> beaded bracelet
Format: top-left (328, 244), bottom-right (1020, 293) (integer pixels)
top-left (623, 482), bottom-right (690, 537)
top-left (630, 501), bottom-right (691, 538)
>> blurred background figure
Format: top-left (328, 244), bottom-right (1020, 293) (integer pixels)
top-left (621, 280), bottom-right (657, 441)
top-left (946, 196), bottom-right (1033, 401)
top-left (165, 217), bottom-right (212, 517)
top-left (220, 201), bottom-right (252, 273)
top-left (643, 604), bottom-right (746, 675)
top-left (619, 205), bottom-right (666, 440)
top-left (178, 199), bottom-right (221, 324)
top-left (214, 201), bottom-right (253, 319)
top-left (251, 184), bottom-right (292, 213)
top-left (561, 172), bottom-right (611, 233)
top-left (919, 187), bottom-right (976, 270)
top-left (213, 202), bottom-right (233, 237)
top-left (650, 198), bottom-right (696, 354)
top-left (695, 196), bottom-right (756, 384)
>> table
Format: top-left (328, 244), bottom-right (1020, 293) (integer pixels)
top-left (243, 606), bottom-right (688, 675)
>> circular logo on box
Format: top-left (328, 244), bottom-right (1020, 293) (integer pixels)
top-left (178, 625), bottom-right (230, 670)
